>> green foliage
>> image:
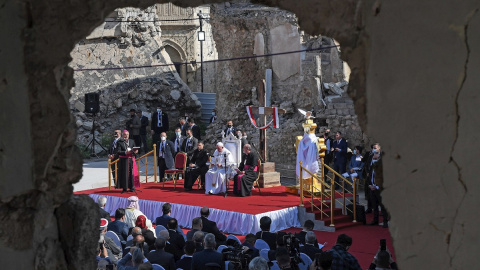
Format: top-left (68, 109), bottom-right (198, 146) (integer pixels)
top-left (198, 122), bottom-right (208, 137)
top-left (75, 142), bottom-right (91, 159)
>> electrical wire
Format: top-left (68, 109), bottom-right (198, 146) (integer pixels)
top-left (74, 45), bottom-right (338, 72)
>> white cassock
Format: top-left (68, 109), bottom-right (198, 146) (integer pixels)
top-left (205, 148), bottom-right (234, 194)
top-left (296, 133), bottom-right (320, 185)
top-left (125, 208), bottom-right (146, 228)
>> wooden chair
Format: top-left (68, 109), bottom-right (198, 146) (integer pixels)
top-left (253, 159), bottom-right (262, 195)
top-left (194, 156), bottom-right (211, 190)
top-left (163, 152), bottom-right (187, 190)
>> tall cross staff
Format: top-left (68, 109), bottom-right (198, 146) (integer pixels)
top-left (248, 80), bottom-right (286, 162)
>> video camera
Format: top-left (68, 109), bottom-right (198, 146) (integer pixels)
top-left (221, 239), bottom-right (253, 270)
top-left (283, 233), bottom-right (304, 267)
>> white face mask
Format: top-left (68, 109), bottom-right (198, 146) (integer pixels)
top-left (212, 112), bottom-right (216, 116)
top-left (237, 133), bottom-right (242, 137)
top-left (157, 108), bottom-right (161, 112)
top-left (243, 135), bottom-right (247, 138)
top-left (175, 132), bottom-right (181, 137)
top-left (161, 136), bottom-right (166, 141)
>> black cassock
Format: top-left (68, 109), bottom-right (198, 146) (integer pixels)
top-left (184, 149), bottom-right (209, 189)
top-left (114, 138), bottom-right (136, 190)
top-left (233, 152), bottom-right (258, 197)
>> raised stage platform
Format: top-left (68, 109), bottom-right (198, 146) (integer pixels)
top-left (75, 180), bottom-right (301, 235)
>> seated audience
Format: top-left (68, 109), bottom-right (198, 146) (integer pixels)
top-left (255, 216), bottom-right (277, 250)
top-left (368, 249), bottom-right (397, 270)
top-left (123, 234), bottom-right (148, 258)
top-left (310, 252), bottom-right (333, 270)
top-left (267, 234), bottom-right (287, 262)
top-left (186, 217), bottom-right (203, 241)
top-left (242, 233), bottom-right (260, 259)
top-left (135, 215), bottom-right (156, 251)
top-left (327, 234), bottom-right (362, 270)
top-left (155, 203), bottom-right (186, 238)
top-left (192, 231), bottom-right (205, 253)
top-left (167, 218), bottom-right (186, 258)
top-left (248, 257), bottom-right (269, 270)
top-left (295, 220), bottom-right (320, 248)
top-left (108, 208), bottom-right (129, 245)
top-left (192, 233), bottom-right (224, 270)
top-left (145, 237), bottom-right (176, 270)
top-left (125, 196), bottom-right (149, 229)
top-left (117, 247), bottom-right (147, 270)
top-left (99, 218), bottom-right (122, 264)
top-left (138, 262), bottom-right (153, 270)
top-left (299, 231), bottom-right (323, 261)
top-left (145, 219), bottom-right (156, 238)
top-left (158, 230), bottom-right (182, 262)
top-left (275, 247), bottom-right (294, 270)
top-left (98, 196), bottom-right (111, 220)
top-left (175, 240), bottom-right (195, 270)
top-left (200, 206), bottom-right (226, 245)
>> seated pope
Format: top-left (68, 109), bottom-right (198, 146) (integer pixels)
top-left (205, 142), bottom-right (234, 195)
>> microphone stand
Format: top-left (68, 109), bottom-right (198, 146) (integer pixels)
top-left (223, 153), bottom-right (228, 198)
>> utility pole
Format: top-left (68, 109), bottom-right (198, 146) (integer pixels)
top-left (197, 12), bottom-right (204, 93)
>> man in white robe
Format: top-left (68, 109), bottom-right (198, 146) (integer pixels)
top-left (205, 142), bottom-right (234, 194)
top-left (124, 196), bottom-right (150, 228)
top-left (296, 132), bottom-right (320, 184)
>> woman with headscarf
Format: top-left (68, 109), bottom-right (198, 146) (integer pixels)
top-left (124, 196), bottom-right (149, 228)
top-left (135, 215), bottom-right (156, 251)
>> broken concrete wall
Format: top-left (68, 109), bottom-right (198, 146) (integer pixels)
top-left (70, 7), bottom-right (202, 146)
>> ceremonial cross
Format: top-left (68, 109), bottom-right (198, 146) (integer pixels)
top-left (249, 79), bottom-right (286, 162)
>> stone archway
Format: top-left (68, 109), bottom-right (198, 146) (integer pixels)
top-left (163, 40), bottom-right (188, 82)
top-left (1, 0), bottom-right (479, 269)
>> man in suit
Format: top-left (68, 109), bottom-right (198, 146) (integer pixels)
top-left (200, 207), bottom-right (226, 245)
top-left (186, 217), bottom-right (203, 241)
top-left (363, 144), bottom-right (376, 213)
top-left (176, 240), bottom-right (195, 270)
top-left (322, 129), bottom-right (333, 182)
top-left (171, 127), bottom-right (185, 155)
top-left (155, 203), bottom-right (186, 238)
top-left (157, 132), bottom-right (175, 182)
top-left (114, 130), bottom-right (138, 193)
top-left (192, 233), bottom-right (224, 270)
top-left (107, 208), bottom-right (129, 245)
top-left (109, 129), bottom-right (122, 183)
top-left (97, 196), bottom-right (110, 220)
top-left (158, 230), bottom-right (182, 262)
top-left (187, 118), bottom-right (201, 140)
top-left (117, 247), bottom-right (146, 270)
top-left (181, 128), bottom-right (198, 163)
top-left (192, 231), bottom-right (204, 253)
top-left (136, 110), bottom-right (149, 154)
top-left (209, 109), bottom-right (217, 124)
top-left (128, 109), bottom-right (142, 148)
top-left (176, 117), bottom-right (189, 137)
top-left (184, 142), bottom-right (208, 191)
top-left (167, 218), bottom-right (185, 259)
top-left (299, 231), bottom-right (323, 261)
top-left (151, 104), bottom-right (169, 146)
top-left (331, 131), bottom-right (348, 190)
top-left (145, 237), bottom-right (176, 270)
top-left (242, 234), bottom-right (260, 259)
top-left (295, 220), bottom-right (320, 248)
top-left (255, 216), bottom-right (277, 250)
top-left (224, 120), bottom-right (237, 138)
top-left (367, 143), bottom-right (388, 228)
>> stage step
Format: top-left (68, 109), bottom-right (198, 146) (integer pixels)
top-left (302, 200), bottom-right (363, 231)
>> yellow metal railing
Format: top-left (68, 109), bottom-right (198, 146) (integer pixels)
top-left (108, 144), bottom-right (157, 190)
top-left (299, 159), bottom-right (358, 226)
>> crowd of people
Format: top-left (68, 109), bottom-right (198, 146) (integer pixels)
top-left (109, 105), bottom-right (255, 197)
top-left (96, 196), bottom-right (397, 270)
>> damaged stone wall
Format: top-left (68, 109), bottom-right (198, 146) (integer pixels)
top-left (2, 0), bottom-right (480, 269)
top-left (204, 3), bottom-right (365, 172)
top-left (70, 7), bottom-right (202, 147)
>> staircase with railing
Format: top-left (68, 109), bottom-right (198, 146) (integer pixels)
top-left (298, 159), bottom-right (361, 231)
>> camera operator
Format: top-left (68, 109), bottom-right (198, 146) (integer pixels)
top-left (275, 247), bottom-right (299, 270)
top-left (192, 233), bottom-right (224, 270)
top-left (221, 238), bottom-right (254, 270)
top-left (99, 218), bottom-right (123, 265)
top-left (309, 252), bottom-right (333, 270)
top-left (327, 234), bottom-right (361, 270)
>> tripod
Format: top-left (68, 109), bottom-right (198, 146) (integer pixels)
top-left (84, 113), bottom-right (107, 158)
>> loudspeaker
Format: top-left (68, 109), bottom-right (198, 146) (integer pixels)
top-left (84, 93), bottom-right (100, 114)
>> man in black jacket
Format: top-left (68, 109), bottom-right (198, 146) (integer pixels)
top-left (255, 216), bottom-right (276, 250)
top-left (176, 240), bottom-right (195, 270)
top-left (200, 206), bottom-right (226, 245)
top-left (299, 231), bottom-right (323, 261)
top-left (136, 110), bottom-right (149, 154)
top-left (192, 233), bottom-right (224, 270)
top-left (184, 142), bottom-right (209, 191)
top-left (167, 218), bottom-right (185, 259)
top-left (157, 132), bottom-right (175, 182)
top-left (187, 118), bottom-right (201, 140)
top-left (233, 144), bottom-right (258, 197)
top-left (151, 104), bottom-right (169, 146)
top-left (145, 237), bottom-right (176, 270)
top-left (181, 128), bottom-right (198, 163)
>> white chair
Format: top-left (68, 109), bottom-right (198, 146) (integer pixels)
top-left (126, 235), bottom-right (133, 241)
top-left (270, 260), bottom-right (281, 270)
top-left (105, 231), bottom-right (121, 248)
top-left (299, 253), bottom-right (312, 270)
top-left (225, 261), bottom-right (231, 270)
top-left (155, 225), bottom-right (167, 236)
top-left (227, 234), bottom-right (241, 245)
top-left (260, 249), bottom-right (269, 261)
top-left (152, 264), bottom-right (165, 270)
top-left (217, 244), bottom-right (228, 253)
top-left (254, 239), bottom-right (270, 250)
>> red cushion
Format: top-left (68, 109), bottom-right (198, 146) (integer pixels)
top-left (165, 170), bottom-right (184, 174)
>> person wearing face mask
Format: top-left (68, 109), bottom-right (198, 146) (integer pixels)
top-left (181, 128), bottom-right (198, 163)
top-left (128, 108), bottom-right (142, 148)
top-left (151, 104), bottom-right (169, 146)
top-left (366, 143), bottom-right (388, 228)
top-left (362, 144), bottom-right (377, 213)
top-left (224, 120), bottom-right (237, 138)
top-left (176, 117), bottom-right (188, 137)
top-left (341, 146), bottom-right (364, 192)
top-left (331, 131), bottom-right (348, 190)
top-left (238, 130), bottom-right (248, 148)
top-left (209, 109), bottom-right (217, 124)
top-left (157, 132), bottom-right (175, 182)
top-left (322, 129), bottom-right (333, 182)
top-left (170, 127), bottom-right (185, 155)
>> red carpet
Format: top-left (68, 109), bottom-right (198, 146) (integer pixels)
top-left (76, 180), bottom-right (299, 214)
